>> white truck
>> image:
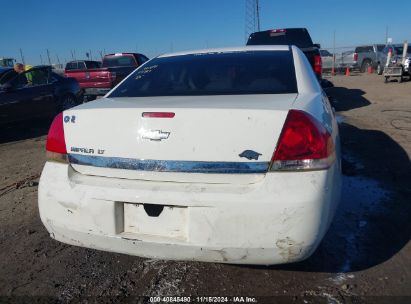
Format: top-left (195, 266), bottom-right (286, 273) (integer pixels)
top-left (0, 58), bottom-right (16, 68)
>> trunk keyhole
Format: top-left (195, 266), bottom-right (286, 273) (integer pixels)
top-left (143, 204), bottom-right (164, 217)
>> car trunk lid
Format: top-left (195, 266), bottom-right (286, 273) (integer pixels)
top-left (63, 94), bottom-right (297, 184)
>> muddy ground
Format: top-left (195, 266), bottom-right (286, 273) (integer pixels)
top-left (0, 73), bottom-right (410, 303)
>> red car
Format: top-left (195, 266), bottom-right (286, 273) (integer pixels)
top-left (64, 53), bottom-right (149, 100)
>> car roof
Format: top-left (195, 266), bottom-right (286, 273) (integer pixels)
top-left (158, 46), bottom-right (290, 58)
top-left (67, 60), bottom-right (100, 63)
top-left (105, 53), bottom-right (144, 56)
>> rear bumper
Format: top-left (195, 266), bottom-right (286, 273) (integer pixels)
top-left (83, 88), bottom-right (111, 96)
top-left (38, 162), bottom-right (341, 265)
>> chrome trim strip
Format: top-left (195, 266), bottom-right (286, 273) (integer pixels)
top-left (68, 154), bottom-right (269, 174)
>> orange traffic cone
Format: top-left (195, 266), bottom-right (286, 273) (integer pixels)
top-left (345, 67), bottom-right (350, 76)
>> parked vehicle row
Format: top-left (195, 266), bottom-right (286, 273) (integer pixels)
top-left (319, 43), bottom-right (411, 76)
top-left (0, 51), bottom-right (151, 123)
top-left (64, 53), bottom-right (149, 100)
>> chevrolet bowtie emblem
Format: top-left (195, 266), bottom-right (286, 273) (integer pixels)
top-left (141, 129), bottom-right (170, 141)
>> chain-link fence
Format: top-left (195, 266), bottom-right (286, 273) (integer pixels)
top-left (320, 46), bottom-right (358, 75)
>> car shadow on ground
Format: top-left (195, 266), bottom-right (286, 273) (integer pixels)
top-left (0, 118), bottom-right (52, 144)
top-left (290, 122), bottom-right (411, 273)
top-left (325, 87), bottom-right (370, 112)
top-left (245, 85), bottom-right (410, 273)
top-left (251, 122), bottom-right (411, 274)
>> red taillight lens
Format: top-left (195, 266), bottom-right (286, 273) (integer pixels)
top-left (46, 113), bottom-right (67, 162)
top-left (314, 55), bottom-right (322, 77)
top-left (270, 29), bottom-right (286, 33)
top-left (271, 110), bottom-right (335, 171)
top-left (142, 112), bottom-right (175, 118)
top-left (353, 52), bottom-right (358, 61)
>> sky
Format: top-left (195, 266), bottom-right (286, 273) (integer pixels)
top-left (2, 0), bottom-right (410, 65)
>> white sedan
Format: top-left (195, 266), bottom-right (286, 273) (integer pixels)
top-left (39, 45), bottom-right (341, 265)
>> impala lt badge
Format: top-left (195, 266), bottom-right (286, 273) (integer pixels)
top-left (239, 150), bottom-right (262, 160)
top-left (141, 129), bottom-right (170, 141)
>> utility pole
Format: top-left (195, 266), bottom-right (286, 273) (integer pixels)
top-left (89, 49), bottom-right (93, 61)
top-left (46, 49), bottom-right (51, 65)
top-left (40, 54), bottom-right (43, 65)
top-left (245, 0), bottom-right (261, 43)
top-left (332, 30), bottom-right (336, 76)
top-left (385, 26), bottom-right (388, 44)
top-left (19, 48), bottom-right (25, 65)
top-left (256, 0), bottom-right (260, 32)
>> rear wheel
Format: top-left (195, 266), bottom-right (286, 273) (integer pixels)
top-left (61, 94), bottom-right (78, 111)
top-left (361, 60), bottom-right (372, 73)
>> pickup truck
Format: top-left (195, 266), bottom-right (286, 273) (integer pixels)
top-left (351, 44), bottom-right (385, 73)
top-left (246, 28), bottom-right (323, 79)
top-left (64, 53), bottom-right (149, 100)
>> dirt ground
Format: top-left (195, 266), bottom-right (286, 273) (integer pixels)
top-left (0, 73), bottom-right (410, 303)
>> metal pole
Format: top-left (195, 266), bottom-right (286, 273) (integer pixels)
top-left (332, 30), bottom-right (336, 76)
top-left (46, 49), bottom-right (51, 65)
top-left (19, 48), bottom-right (25, 65)
top-left (402, 40), bottom-right (408, 65)
top-left (256, 0), bottom-right (260, 31)
top-left (386, 26), bottom-right (388, 44)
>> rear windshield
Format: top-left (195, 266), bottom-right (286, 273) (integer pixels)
top-left (108, 51), bottom-right (297, 98)
top-left (376, 45), bottom-right (385, 52)
top-left (85, 61), bottom-right (101, 69)
top-left (247, 29), bottom-right (314, 49)
top-left (102, 56), bottom-right (137, 67)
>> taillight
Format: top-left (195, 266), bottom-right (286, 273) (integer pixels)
top-left (46, 113), bottom-right (68, 163)
top-left (271, 110), bottom-right (335, 171)
top-left (314, 55), bottom-right (322, 77)
top-left (270, 29), bottom-right (286, 33)
top-left (353, 53), bottom-right (358, 61)
top-left (110, 72), bottom-right (117, 82)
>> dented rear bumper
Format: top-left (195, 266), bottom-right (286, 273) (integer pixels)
top-left (38, 161), bottom-right (341, 265)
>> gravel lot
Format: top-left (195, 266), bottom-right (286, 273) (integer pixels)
top-left (0, 73), bottom-right (410, 303)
